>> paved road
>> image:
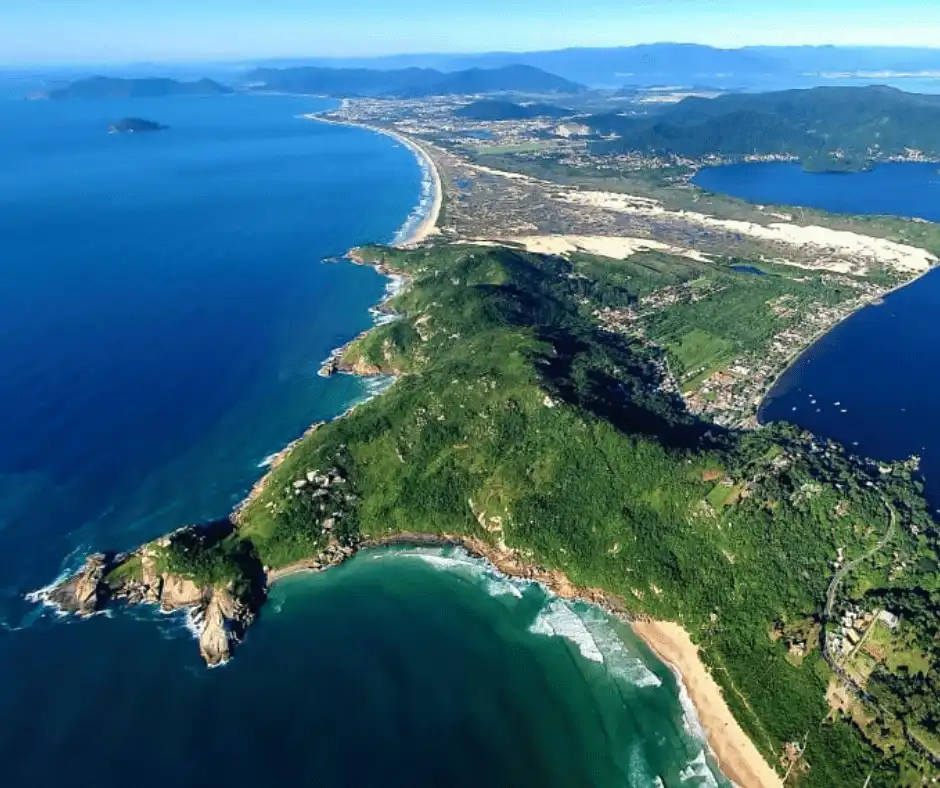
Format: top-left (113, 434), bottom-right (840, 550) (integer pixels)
top-left (819, 500), bottom-right (940, 768)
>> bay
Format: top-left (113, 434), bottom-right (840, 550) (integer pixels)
top-left (693, 161), bottom-right (940, 506)
top-left (693, 161), bottom-right (940, 221)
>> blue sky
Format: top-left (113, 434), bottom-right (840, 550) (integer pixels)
top-left (3, 0), bottom-right (940, 64)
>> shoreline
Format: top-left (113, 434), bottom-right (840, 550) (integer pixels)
top-left (265, 532), bottom-right (782, 788)
top-left (757, 264), bottom-right (937, 419)
top-left (238, 121), bottom-right (781, 785)
top-left (35, 116), bottom-right (779, 785)
top-left (302, 112), bottom-right (443, 247)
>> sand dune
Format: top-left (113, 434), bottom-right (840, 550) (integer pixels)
top-left (491, 234), bottom-right (713, 263)
top-left (560, 189), bottom-right (937, 273)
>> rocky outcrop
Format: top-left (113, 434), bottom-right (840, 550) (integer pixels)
top-left (160, 575), bottom-right (203, 610)
top-left (47, 553), bottom-right (113, 616)
top-left (38, 537), bottom-right (258, 666)
top-left (139, 548), bottom-right (163, 603)
top-left (196, 587), bottom-right (254, 666)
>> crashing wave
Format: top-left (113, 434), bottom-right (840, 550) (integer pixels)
top-left (403, 549), bottom-right (524, 599)
top-left (529, 599), bottom-right (604, 663)
top-left (390, 147), bottom-right (435, 246)
top-left (679, 750), bottom-right (721, 788)
top-left (580, 608), bottom-right (663, 688)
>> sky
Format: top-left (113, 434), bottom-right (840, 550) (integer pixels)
top-left (3, 0), bottom-right (940, 64)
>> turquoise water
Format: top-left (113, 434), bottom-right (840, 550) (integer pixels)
top-left (0, 94), bottom-right (727, 787)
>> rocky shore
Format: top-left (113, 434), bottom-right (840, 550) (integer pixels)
top-left (43, 536), bottom-right (257, 666)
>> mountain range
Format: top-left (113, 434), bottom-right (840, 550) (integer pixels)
top-left (586, 85), bottom-right (940, 160)
top-left (247, 64), bottom-right (582, 97)
top-left (248, 44), bottom-right (940, 88)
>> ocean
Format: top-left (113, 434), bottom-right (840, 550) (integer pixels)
top-left (694, 162), bottom-right (940, 506)
top-left (0, 94), bottom-right (727, 787)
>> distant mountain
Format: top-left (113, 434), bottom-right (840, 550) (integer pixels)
top-left (246, 65), bottom-right (583, 97)
top-left (455, 99), bottom-right (573, 121)
top-left (249, 44), bottom-right (940, 89)
top-left (43, 77), bottom-right (233, 100)
top-left (587, 85), bottom-right (940, 160)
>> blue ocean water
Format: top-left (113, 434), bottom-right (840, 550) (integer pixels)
top-left (694, 162), bottom-right (940, 506)
top-left (694, 161), bottom-right (940, 221)
top-left (0, 94), bottom-right (729, 787)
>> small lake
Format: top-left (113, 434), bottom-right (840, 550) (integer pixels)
top-left (694, 161), bottom-right (940, 221)
top-left (695, 162), bottom-right (940, 507)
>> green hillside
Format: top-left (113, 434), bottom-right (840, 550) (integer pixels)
top-left (589, 85), bottom-right (940, 162)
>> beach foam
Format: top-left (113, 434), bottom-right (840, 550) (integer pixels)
top-left (581, 608), bottom-right (663, 688)
top-left (529, 599), bottom-right (605, 663)
top-left (679, 750), bottom-right (721, 788)
top-left (391, 156), bottom-right (436, 246)
top-left (402, 549), bottom-right (525, 599)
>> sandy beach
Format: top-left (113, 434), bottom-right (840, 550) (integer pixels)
top-left (303, 113), bottom-right (442, 246)
top-left (264, 527), bottom-right (786, 788)
top-left (633, 621), bottom-right (784, 788)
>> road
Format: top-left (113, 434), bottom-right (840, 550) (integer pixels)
top-left (819, 500), bottom-right (940, 768)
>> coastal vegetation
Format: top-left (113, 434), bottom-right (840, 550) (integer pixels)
top-left (60, 240), bottom-right (939, 783)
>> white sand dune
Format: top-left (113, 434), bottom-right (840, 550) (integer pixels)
top-left (487, 234), bottom-right (712, 263)
top-left (559, 189), bottom-right (937, 273)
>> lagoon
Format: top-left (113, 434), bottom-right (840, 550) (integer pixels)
top-left (694, 161), bottom-right (940, 222)
top-left (694, 162), bottom-right (940, 507)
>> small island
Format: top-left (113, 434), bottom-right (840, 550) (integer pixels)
top-left (109, 117), bottom-right (167, 134)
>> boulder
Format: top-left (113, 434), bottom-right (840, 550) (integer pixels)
top-left (160, 575), bottom-right (204, 610)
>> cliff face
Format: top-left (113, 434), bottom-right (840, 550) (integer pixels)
top-left (197, 589), bottom-right (252, 666)
top-left (47, 553), bottom-right (110, 615)
top-left (44, 542), bottom-right (256, 666)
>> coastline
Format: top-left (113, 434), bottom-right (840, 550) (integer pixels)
top-left (265, 531), bottom-right (782, 788)
top-left (302, 112), bottom-right (443, 247)
top-left (239, 122), bottom-right (780, 786)
top-left (633, 621), bottom-right (784, 788)
top-left (757, 264), bottom-right (938, 418)
top-left (32, 115), bottom-right (779, 786)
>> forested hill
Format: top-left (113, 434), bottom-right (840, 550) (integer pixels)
top-left (455, 99), bottom-right (574, 120)
top-left (246, 64), bottom-right (583, 97)
top-left (57, 242), bottom-right (940, 784)
top-left (588, 85), bottom-right (940, 160)
top-left (43, 77), bottom-right (233, 100)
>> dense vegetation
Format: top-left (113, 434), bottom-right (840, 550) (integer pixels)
top-left (152, 242), bottom-right (938, 783)
top-left (246, 65), bottom-right (582, 98)
top-left (455, 99), bottom-right (573, 121)
top-left (588, 85), bottom-right (940, 161)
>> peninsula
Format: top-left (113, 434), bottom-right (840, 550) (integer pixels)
top-left (36, 89), bottom-right (940, 786)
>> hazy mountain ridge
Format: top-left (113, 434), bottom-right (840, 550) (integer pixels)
top-left (42, 76), bottom-right (233, 99)
top-left (247, 64), bottom-right (583, 97)
top-left (245, 44), bottom-right (940, 88)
